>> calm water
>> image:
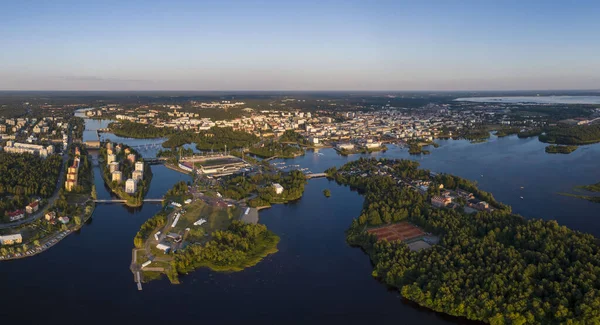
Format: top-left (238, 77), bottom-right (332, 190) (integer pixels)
top-left (2, 118), bottom-right (600, 324)
top-left (454, 95), bottom-right (600, 104)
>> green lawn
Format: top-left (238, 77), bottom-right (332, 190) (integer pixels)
top-left (172, 200), bottom-right (241, 239)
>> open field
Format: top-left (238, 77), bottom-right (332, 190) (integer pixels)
top-left (367, 222), bottom-right (425, 242)
top-left (171, 199), bottom-right (240, 240)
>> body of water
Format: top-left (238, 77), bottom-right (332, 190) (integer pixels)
top-left (454, 95), bottom-right (600, 104)
top-left (2, 116), bottom-right (600, 324)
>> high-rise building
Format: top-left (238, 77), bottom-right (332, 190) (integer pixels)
top-left (125, 178), bottom-right (137, 194)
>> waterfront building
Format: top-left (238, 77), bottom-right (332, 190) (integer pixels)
top-left (132, 170), bottom-right (143, 182)
top-left (135, 161), bottom-right (144, 172)
top-left (273, 183), bottom-right (284, 195)
top-left (336, 143), bottom-right (355, 150)
top-left (108, 162), bottom-right (119, 173)
top-left (125, 178), bottom-right (137, 194)
top-left (0, 234), bottom-right (23, 245)
top-left (107, 154), bottom-right (116, 164)
top-left (127, 153), bottom-right (136, 164)
top-left (111, 171), bottom-right (122, 183)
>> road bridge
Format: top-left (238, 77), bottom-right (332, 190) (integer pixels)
top-left (93, 198), bottom-right (165, 203)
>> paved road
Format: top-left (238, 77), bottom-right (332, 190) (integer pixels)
top-left (0, 130), bottom-right (72, 230)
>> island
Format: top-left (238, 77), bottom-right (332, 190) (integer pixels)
top-left (545, 144), bottom-right (578, 154)
top-left (323, 189), bottom-right (331, 197)
top-left (539, 124), bottom-right (600, 145)
top-left (131, 181), bottom-right (279, 284)
top-left (326, 157), bottom-right (600, 324)
top-left (99, 142), bottom-right (153, 207)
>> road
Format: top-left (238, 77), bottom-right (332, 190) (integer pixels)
top-left (0, 129), bottom-right (72, 230)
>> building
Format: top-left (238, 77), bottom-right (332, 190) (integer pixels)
top-left (0, 234), bottom-right (23, 245)
top-left (26, 201), bottom-right (39, 214)
top-left (135, 161), bottom-right (144, 172)
top-left (65, 151), bottom-right (81, 192)
top-left (132, 170), bottom-right (143, 182)
top-left (127, 153), bottom-right (136, 164)
top-left (273, 183), bottom-right (284, 195)
top-left (364, 142), bottom-right (381, 149)
top-left (111, 171), bottom-right (122, 183)
top-left (6, 210), bottom-right (25, 222)
top-left (44, 211), bottom-right (56, 221)
top-left (336, 143), bottom-right (355, 150)
top-left (431, 196), bottom-right (452, 208)
top-left (2, 141), bottom-right (54, 158)
top-left (309, 136), bottom-right (319, 145)
top-left (108, 162), bottom-right (119, 173)
top-left (58, 216), bottom-right (70, 224)
top-left (107, 154), bottom-right (116, 164)
top-left (125, 178), bottom-right (137, 194)
top-left (156, 243), bottom-right (170, 253)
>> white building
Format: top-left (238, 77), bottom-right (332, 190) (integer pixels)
top-left (125, 178), bottom-right (137, 194)
top-left (273, 183), bottom-right (284, 195)
top-left (111, 171), bottom-right (122, 183)
top-left (336, 143), bottom-right (355, 150)
top-left (3, 142), bottom-right (54, 158)
top-left (132, 170), bottom-right (143, 182)
top-left (135, 161), bottom-right (144, 172)
top-left (107, 154), bottom-right (116, 164)
top-left (108, 162), bottom-right (120, 173)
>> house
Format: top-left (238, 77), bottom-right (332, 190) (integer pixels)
top-left (273, 183), bottom-right (284, 195)
top-left (58, 216), bottom-right (70, 224)
top-left (26, 201), bottom-right (39, 214)
top-left (431, 196), bottom-right (452, 208)
top-left (456, 189), bottom-right (474, 199)
top-left (45, 211), bottom-right (56, 221)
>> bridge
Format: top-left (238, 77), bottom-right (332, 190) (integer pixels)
top-left (93, 198), bottom-right (165, 203)
top-left (305, 173), bottom-right (328, 179)
top-left (143, 157), bottom-right (167, 165)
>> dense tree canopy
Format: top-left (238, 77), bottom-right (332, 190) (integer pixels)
top-left (540, 124), bottom-right (600, 145)
top-left (333, 158), bottom-right (600, 324)
top-left (109, 121), bottom-right (172, 139)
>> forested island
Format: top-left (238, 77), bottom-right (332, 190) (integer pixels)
top-left (218, 170), bottom-right (307, 208)
top-left (326, 158), bottom-right (600, 324)
top-left (109, 121), bottom-right (172, 139)
top-left (132, 181), bottom-right (279, 284)
top-left (545, 145), bottom-right (578, 154)
top-left (99, 142), bottom-right (152, 207)
top-left (248, 140), bottom-right (304, 159)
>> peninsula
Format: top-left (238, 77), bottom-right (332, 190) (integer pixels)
top-left (327, 158), bottom-right (600, 324)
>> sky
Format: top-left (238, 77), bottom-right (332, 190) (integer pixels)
top-left (1, 0), bottom-right (600, 91)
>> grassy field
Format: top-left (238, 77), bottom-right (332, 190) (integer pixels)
top-left (172, 200), bottom-right (241, 240)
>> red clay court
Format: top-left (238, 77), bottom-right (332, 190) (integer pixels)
top-left (367, 222), bottom-right (425, 242)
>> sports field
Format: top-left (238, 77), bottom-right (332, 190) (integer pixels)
top-left (367, 222), bottom-right (425, 242)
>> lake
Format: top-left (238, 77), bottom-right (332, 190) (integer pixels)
top-left (2, 118), bottom-right (600, 324)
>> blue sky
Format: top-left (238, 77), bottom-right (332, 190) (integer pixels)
top-left (1, 0), bottom-right (600, 91)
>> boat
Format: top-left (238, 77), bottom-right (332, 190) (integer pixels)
top-left (520, 196), bottom-right (524, 199)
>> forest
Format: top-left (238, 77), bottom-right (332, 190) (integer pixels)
top-left (332, 158), bottom-right (600, 324)
top-left (279, 130), bottom-right (310, 146)
top-left (0, 152), bottom-right (62, 219)
top-left (217, 170), bottom-right (307, 208)
top-left (109, 121), bottom-right (173, 139)
top-left (168, 221), bottom-right (279, 281)
top-left (545, 145), bottom-right (578, 154)
top-left (248, 141), bottom-right (304, 158)
top-left (539, 124), bottom-right (600, 145)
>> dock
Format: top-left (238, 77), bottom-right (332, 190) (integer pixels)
top-left (135, 271), bottom-right (143, 291)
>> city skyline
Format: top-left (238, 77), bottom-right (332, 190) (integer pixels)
top-left (2, 0), bottom-right (600, 91)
